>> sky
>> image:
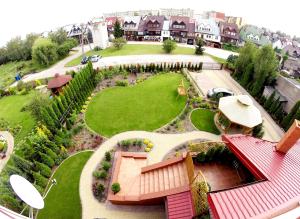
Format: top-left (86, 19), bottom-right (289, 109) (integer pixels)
top-left (0, 0), bottom-right (299, 46)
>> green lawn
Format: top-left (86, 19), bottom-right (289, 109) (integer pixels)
top-left (0, 92), bottom-right (36, 143)
top-left (190, 108), bottom-right (220, 135)
top-left (86, 73), bottom-right (188, 137)
top-left (204, 53), bottom-right (227, 64)
top-left (65, 44), bottom-right (195, 67)
top-left (0, 61), bottom-right (46, 88)
top-left (38, 151), bottom-right (93, 219)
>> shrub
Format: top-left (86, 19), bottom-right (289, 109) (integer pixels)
top-left (93, 170), bottom-right (102, 179)
top-left (97, 183), bottom-right (105, 194)
top-left (102, 161), bottom-right (111, 171)
top-left (111, 182), bottom-right (121, 194)
top-left (105, 151), bottom-right (112, 162)
top-left (39, 152), bottom-right (55, 168)
top-left (195, 37), bottom-right (204, 55)
top-left (32, 38), bottom-right (58, 67)
top-left (35, 161), bottom-right (52, 178)
top-left (205, 147), bottom-right (216, 162)
top-left (196, 152), bottom-right (206, 163)
top-left (145, 147), bottom-right (151, 152)
top-left (94, 46), bottom-right (102, 51)
top-left (99, 170), bottom-right (108, 179)
top-left (32, 171), bottom-right (48, 188)
top-left (113, 37), bottom-right (127, 50)
top-left (163, 39), bottom-right (177, 53)
top-left (115, 80), bottom-right (128, 86)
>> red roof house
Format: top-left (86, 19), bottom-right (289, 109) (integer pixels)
top-left (47, 74), bottom-right (72, 94)
top-left (208, 120), bottom-right (300, 219)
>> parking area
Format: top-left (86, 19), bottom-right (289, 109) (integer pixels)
top-left (189, 69), bottom-right (284, 142)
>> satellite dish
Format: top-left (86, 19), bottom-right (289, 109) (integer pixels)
top-left (10, 175), bottom-right (44, 210)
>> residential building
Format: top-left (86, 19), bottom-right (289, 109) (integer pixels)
top-left (91, 19), bottom-right (109, 49)
top-left (123, 16), bottom-right (141, 41)
top-left (161, 20), bottom-right (170, 41)
top-left (206, 11), bottom-right (226, 23)
top-left (272, 39), bottom-right (283, 50)
top-left (138, 15), bottom-right (165, 41)
top-left (226, 16), bottom-right (246, 28)
top-left (195, 18), bottom-right (221, 47)
top-left (219, 22), bottom-right (239, 45)
top-left (283, 45), bottom-right (300, 58)
top-left (282, 58), bottom-right (300, 78)
top-left (104, 10), bottom-right (159, 18)
top-left (264, 75), bottom-right (300, 113)
top-left (160, 8), bottom-right (194, 17)
top-left (105, 17), bottom-right (123, 37)
top-left (209, 123), bottom-right (300, 218)
top-left (67, 24), bottom-right (93, 44)
top-left (169, 16), bottom-right (195, 44)
top-left (239, 25), bottom-right (271, 46)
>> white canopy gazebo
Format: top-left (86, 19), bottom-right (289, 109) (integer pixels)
top-left (217, 95), bottom-right (262, 134)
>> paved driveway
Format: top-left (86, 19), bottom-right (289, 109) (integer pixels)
top-left (11, 41), bottom-right (235, 86)
top-left (189, 70), bottom-right (284, 142)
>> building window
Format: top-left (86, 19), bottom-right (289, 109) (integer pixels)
top-left (173, 24), bottom-right (185, 29)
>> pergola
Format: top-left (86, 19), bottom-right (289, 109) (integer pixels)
top-left (217, 95), bottom-right (262, 134)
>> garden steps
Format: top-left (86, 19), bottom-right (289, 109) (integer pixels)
top-left (140, 159), bottom-right (189, 196)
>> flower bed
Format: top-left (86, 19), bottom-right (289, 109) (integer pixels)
top-left (0, 136), bottom-right (8, 158)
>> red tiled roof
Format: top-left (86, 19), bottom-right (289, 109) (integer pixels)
top-left (208, 134), bottom-right (300, 219)
top-left (47, 74), bottom-right (72, 89)
top-left (216, 12), bottom-right (225, 20)
top-left (105, 17), bottom-right (123, 28)
top-left (166, 191), bottom-right (195, 219)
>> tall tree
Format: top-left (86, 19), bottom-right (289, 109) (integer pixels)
top-left (195, 37), bottom-right (204, 55)
top-left (264, 91), bottom-right (276, 110)
top-left (281, 101), bottom-right (300, 130)
top-left (251, 45), bottom-right (278, 96)
top-left (113, 19), bottom-right (123, 38)
top-left (233, 42), bottom-right (257, 82)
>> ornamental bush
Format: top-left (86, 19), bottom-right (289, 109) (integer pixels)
top-left (99, 170), bottom-right (108, 179)
top-left (111, 182), bottom-right (121, 194)
top-left (163, 39), bottom-right (177, 53)
top-left (105, 151), bottom-right (112, 162)
top-left (97, 183), bottom-right (105, 194)
top-left (32, 171), bottom-right (48, 188)
top-left (32, 38), bottom-right (58, 67)
top-left (35, 161), bottom-right (52, 178)
top-left (102, 161), bottom-right (111, 171)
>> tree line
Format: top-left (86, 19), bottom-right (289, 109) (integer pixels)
top-left (0, 62), bottom-right (95, 212)
top-left (231, 41), bottom-right (299, 131)
top-left (0, 28), bottom-right (78, 67)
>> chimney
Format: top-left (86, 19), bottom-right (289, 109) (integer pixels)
top-left (276, 120), bottom-right (300, 153)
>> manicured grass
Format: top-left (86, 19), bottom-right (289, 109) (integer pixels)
top-left (0, 92), bottom-right (36, 143)
top-left (204, 53), bottom-right (227, 64)
top-left (86, 73), bottom-right (188, 137)
top-left (190, 108), bottom-right (220, 135)
top-left (65, 44), bottom-right (195, 67)
top-left (0, 61), bottom-right (46, 88)
top-left (38, 151), bottom-right (93, 219)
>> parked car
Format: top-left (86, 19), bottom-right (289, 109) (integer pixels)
top-left (89, 55), bottom-right (101, 63)
top-left (81, 56), bottom-right (89, 65)
top-left (207, 87), bottom-right (234, 99)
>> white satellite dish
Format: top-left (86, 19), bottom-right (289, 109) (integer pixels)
top-left (10, 175), bottom-right (44, 210)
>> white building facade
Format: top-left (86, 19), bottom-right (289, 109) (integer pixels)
top-left (91, 21), bottom-right (109, 49)
top-left (196, 19), bottom-right (221, 45)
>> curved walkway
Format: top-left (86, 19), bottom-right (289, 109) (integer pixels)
top-left (0, 131), bottom-right (14, 172)
top-left (80, 130), bottom-right (220, 219)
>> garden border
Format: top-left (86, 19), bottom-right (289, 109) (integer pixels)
top-left (36, 150), bottom-right (94, 217)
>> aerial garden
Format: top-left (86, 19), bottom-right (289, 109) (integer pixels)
top-left (0, 59), bottom-right (224, 219)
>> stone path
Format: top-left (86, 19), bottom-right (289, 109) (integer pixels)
top-left (80, 131), bottom-right (220, 219)
top-left (0, 131), bottom-right (14, 172)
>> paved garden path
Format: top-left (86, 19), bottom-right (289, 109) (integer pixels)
top-left (0, 131), bottom-right (14, 172)
top-left (80, 130), bottom-right (220, 219)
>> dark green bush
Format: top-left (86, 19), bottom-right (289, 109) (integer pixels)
top-left (35, 161), bottom-right (52, 178)
top-left (111, 182), bottom-right (121, 194)
top-left (105, 151), bottom-right (112, 162)
top-left (196, 152), bottom-right (206, 163)
top-left (97, 183), bottom-right (105, 194)
top-left (99, 170), bottom-right (108, 179)
top-left (33, 171), bottom-right (48, 188)
top-left (102, 161), bottom-right (111, 171)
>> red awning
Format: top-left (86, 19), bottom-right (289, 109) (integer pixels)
top-left (47, 74), bottom-right (72, 89)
